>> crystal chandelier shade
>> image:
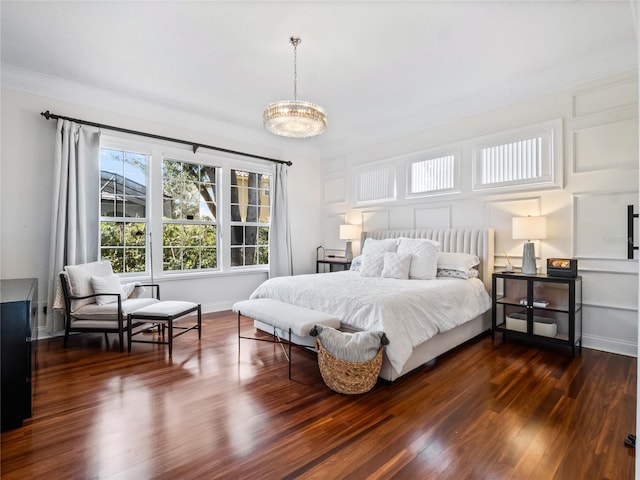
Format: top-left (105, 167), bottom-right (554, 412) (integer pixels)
top-left (263, 36), bottom-right (327, 138)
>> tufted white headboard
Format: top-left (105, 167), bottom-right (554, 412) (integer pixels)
top-left (360, 228), bottom-right (495, 292)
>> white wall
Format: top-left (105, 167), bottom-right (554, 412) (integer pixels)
top-left (322, 71), bottom-right (639, 357)
top-left (0, 86), bottom-right (324, 332)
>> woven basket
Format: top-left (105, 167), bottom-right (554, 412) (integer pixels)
top-left (315, 338), bottom-right (384, 394)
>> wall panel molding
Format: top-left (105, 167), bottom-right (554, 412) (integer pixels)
top-left (572, 191), bottom-right (638, 259)
top-left (413, 205), bottom-right (451, 228)
top-left (324, 177), bottom-right (346, 204)
top-left (572, 75), bottom-right (638, 119)
top-left (571, 117), bottom-right (638, 174)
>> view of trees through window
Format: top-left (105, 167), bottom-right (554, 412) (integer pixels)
top-left (162, 159), bottom-right (218, 271)
top-left (99, 148), bottom-right (148, 273)
top-left (99, 146), bottom-right (271, 275)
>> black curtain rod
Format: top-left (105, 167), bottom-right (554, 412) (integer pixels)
top-left (40, 110), bottom-right (292, 167)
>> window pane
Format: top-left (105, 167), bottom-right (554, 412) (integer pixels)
top-left (201, 248), bottom-right (217, 268)
top-left (245, 226), bottom-right (257, 246)
top-left (231, 226), bottom-right (244, 246)
top-left (259, 206), bottom-right (270, 224)
top-left (202, 225), bottom-right (217, 246)
top-left (163, 247), bottom-right (182, 271)
top-left (258, 246), bottom-right (269, 265)
top-left (163, 224), bottom-right (183, 246)
top-left (410, 155), bottom-right (456, 194)
top-left (102, 248), bottom-right (124, 273)
top-left (258, 227), bottom-right (269, 246)
top-left (231, 246), bottom-right (244, 267)
top-left (125, 223), bottom-right (146, 246)
top-left (125, 248), bottom-right (145, 273)
top-left (183, 248), bottom-right (200, 270)
top-left (184, 225), bottom-right (201, 246)
top-left (101, 221), bottom-right (123, 246)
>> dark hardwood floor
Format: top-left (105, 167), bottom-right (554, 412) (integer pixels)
top-left (1, 311), bottom-right (636, 479)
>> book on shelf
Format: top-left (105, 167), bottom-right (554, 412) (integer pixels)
top-left (519, 298), bottom-right (549, 307)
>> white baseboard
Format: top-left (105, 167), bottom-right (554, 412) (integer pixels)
top-left (582, 334), bottom-right (637, 358)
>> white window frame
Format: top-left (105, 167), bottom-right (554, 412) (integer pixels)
top-left (405, 150), bottom-right (460, 198)
top-left (161, 155), bottom-right (220, 274)
top-left (99, 134), bottom-right (273, 280)
top-left (472, 119), bottom-right (563, 192)
top-left (353, 160), bottom-right (397, 204)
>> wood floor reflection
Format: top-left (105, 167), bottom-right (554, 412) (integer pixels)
top-left (1, 310), bottom-right (635, 479)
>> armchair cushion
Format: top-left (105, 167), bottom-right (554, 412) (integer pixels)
top-left (91, 274), bottom-right (125, 305)
top-left (64, 261), bottom-right (114, 310)
top-left (70, 297), bottom-right (159, 322)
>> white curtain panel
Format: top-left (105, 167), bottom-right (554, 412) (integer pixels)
top-left (46, 119), bottom-right (101, 333)
top-left (268, 163), bottom-right (293, 278)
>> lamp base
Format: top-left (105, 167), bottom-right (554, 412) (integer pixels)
top-left (521, 242), bottom-right (537, 275)
top-left (345, 241), bottom-right (353, 261)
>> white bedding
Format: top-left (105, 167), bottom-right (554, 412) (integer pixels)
top-left (249, 271), bottom-right (491, 374)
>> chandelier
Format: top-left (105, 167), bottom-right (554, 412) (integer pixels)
top-left (263, 36), bottom-right (327, 138)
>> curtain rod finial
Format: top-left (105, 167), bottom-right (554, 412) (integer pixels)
top-left (41, 110), bottom-right (51, 120)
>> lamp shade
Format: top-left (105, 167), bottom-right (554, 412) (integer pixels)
top-left (339, 224), bottom-right (360, 240)
top-left (512, 216), bottom-right (547, 241)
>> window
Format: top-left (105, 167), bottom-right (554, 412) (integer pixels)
top-left (98, 137), bottom-right (272, 278)
top-left (99, 148), bottom-right (148, 273)
top-left (162, 159), bottom-right (218, 272)
top-left (230, 169), bottom-right (271, 267)
top-left (354, 162), bottom-right (396, 203)
top-left (472, 119), bottom-right (562, 191)
top-left (408, 154), bottom-right (457, 196)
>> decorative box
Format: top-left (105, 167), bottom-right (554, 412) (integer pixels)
top-left (506, 313), bottom-right (558, 338)
top-left (547, 258), bottom-right (578, 277)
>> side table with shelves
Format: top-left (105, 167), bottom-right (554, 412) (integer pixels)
top-left (492, 272), bottom-right (582, 356)
top-left (316, 258), bottom-right (352, 273)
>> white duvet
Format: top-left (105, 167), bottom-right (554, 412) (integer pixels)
top-left (249, 271), bottom-right (492, 374)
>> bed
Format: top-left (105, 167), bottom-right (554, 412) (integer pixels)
top-left (250, 227), bottom-right (495, 381)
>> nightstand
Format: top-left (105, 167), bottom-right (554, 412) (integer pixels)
top-left (492, 272), bottom-right (582, 356)
top-left (316, 258), bottom-right (352, 273)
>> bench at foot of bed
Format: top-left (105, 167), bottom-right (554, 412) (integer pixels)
top-left (232, 298), bottom-right (340, 379)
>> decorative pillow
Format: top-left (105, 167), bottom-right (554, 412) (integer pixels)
top-left (349, 255), bottom-right (362, 271)
top-left (122, 282), bottom-right (140, 298)
top-left (311, 325), bottom-right (389, 363)
top-left (359, 254), bottom-right (385, 277)
top-left (90, 274), bottom-right (125, 305)
top-left (396, 238), bottom-right (440, 280)
top-left (361, 238), bottom-right (398, 255)
top-left (65, 261), bottom-right (114, 309)
top-left (437, 252), bottom-right (480, 272)
top-left (436, 268), bottom-right (479, 279)
top-left (381, 252), bottom-right (412, 279)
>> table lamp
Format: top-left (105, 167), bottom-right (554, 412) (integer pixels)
top-left (339, 224), bottom-right (360, 261)
top-left (512, 215), bottom-right (546, 275)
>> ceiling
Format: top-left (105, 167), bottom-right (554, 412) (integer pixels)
top-left (1, 1), bottom-right (638, 161)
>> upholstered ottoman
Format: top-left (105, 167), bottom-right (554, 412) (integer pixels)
top-left (127, 301), bottom-right (201, 356)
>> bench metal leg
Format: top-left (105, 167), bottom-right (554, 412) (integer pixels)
top-left (237, 312), bottom-right (297, 380)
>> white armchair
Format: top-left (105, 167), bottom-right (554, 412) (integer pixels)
top-left (59, 261), bottom-right (160, 351)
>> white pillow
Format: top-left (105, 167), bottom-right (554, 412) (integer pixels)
top-left (90, 274), bottom-right (125, 305)
top-left (381, 253), bottom-right (412, 279)
top-left (122, 282), bottom-right (140, 298)
top-left (437, 252), bottom-right (480, 272)
top-left (359, 254), bottom-right (385, 277)
top-left (311, 325), bottom-right (387, 363)
top-left (361, 238), bottom-right (398, 255)
top-left (349, 255), bottom-right (362, 271)
top-left (65, 261), bottom-right (114, 309)
top-left (396, 238), bottom-right (440, 280)
top-left (436, 268), bottom-right (479, 279)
